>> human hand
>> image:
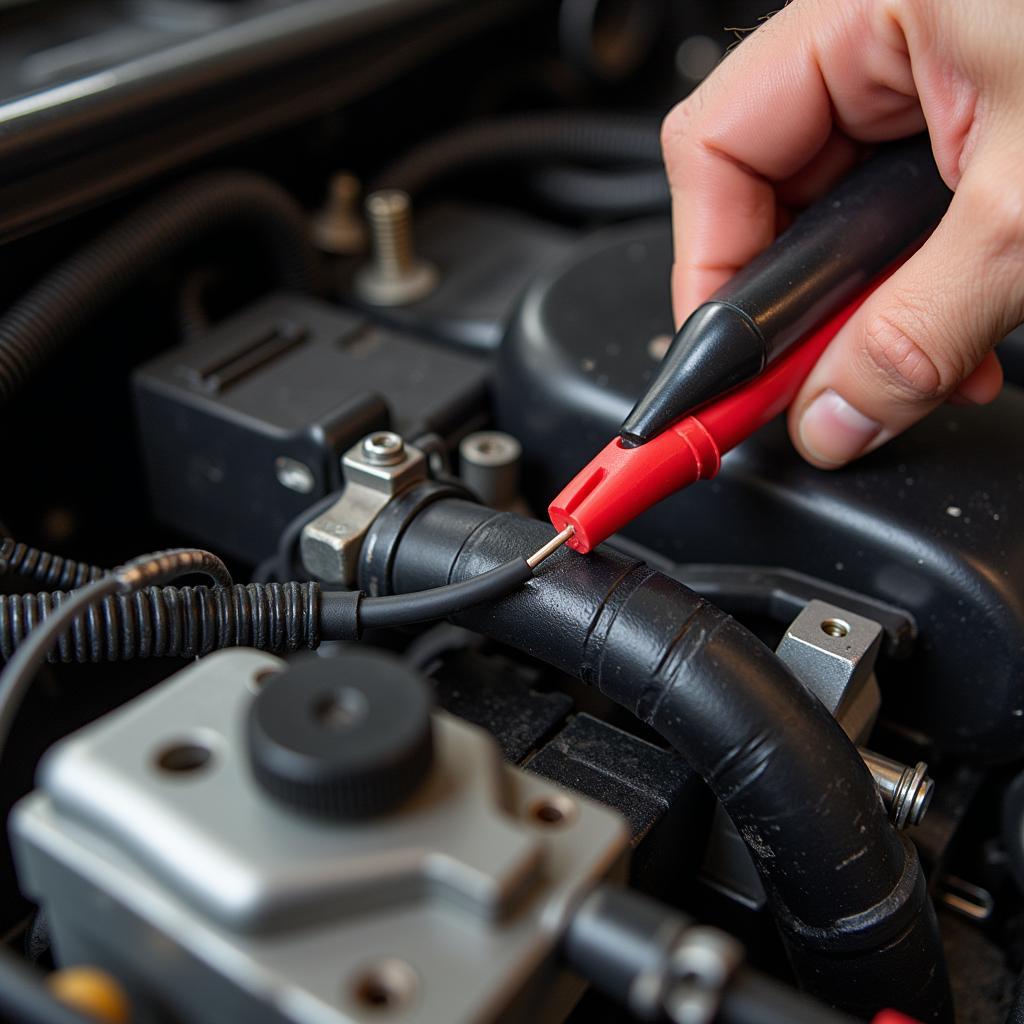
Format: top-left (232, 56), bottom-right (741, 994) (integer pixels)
top-left (661, 0), bottom-right (1024, 466)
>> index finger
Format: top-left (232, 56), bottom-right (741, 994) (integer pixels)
top-left (664, 0), bottom-right (924, 324)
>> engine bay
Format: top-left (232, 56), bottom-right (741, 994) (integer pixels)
top-left (1, 3), bottom-right (1023, 1023)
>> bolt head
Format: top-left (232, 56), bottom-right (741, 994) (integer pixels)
top-left (361, 432), bottom-right (405, 465)
top-left (274, 456), bottom-right (316, 494)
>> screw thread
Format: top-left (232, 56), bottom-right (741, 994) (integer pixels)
top-left (365, 190), bottom-right (415, 279)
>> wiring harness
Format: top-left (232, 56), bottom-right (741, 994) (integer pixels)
top-left (0, 562), bottom-right (535, 664)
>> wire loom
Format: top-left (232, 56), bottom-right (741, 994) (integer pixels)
top-left (0, 583), bottom-right (320, 663)
top-left (0, 538), bottom-right (105, 591)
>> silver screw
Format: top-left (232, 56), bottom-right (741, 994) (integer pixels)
top-left (311, 173), bottom-right (367, 255)
top-left (361, 431), bottom-right (406, 466)
top-left (354, 190), bottom-right (439, 306)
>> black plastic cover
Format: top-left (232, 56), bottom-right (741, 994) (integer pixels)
top-left (132, 293), bottom-right (487, 563)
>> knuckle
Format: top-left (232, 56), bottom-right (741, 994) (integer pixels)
top-left (858, 310), bottom-right (962, 402)
top-left (660, 99), bottom-right (699, 158)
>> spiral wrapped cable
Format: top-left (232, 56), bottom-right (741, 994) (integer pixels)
top-left (1, 538), bottom-right (106, 591)
top-left (0, 171), bottom-right (319, 407)
top-left (0, 582), bottom-right (321, 664)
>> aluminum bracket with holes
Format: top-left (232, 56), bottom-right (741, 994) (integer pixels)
top-left (10, 650), bottom-right (629, 1024)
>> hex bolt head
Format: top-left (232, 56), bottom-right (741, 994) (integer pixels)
top-left (361, 431), bottom-right (406, 466)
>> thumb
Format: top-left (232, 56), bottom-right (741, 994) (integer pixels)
top-left (788, 158), bottom-right (1023, 468)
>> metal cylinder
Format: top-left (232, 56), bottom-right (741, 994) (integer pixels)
top-left (860, 749), bottom-right (934, 829)
top-left (366, 191), bottom-right (416, 277)
top-left (458, 431), bottom-right (522, 509)
top-left (355, 190), bottom-right (438, 306)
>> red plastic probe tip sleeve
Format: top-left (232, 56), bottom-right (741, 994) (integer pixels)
top-left (549, 280), bottom-right (884, 553)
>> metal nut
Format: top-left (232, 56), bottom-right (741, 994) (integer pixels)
top-left (362, 431), bottom-right (405, 466)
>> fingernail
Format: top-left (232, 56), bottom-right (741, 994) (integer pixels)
top-left (799, 389), bottom-right (881, 466)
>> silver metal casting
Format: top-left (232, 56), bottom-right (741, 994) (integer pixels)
top-left (12, 650), bottom-right (629, 1024)
top-left (300, 434), bottom-right (427, 585)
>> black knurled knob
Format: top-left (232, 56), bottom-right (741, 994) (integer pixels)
top-left (247, 652), bottom-right (434, 820)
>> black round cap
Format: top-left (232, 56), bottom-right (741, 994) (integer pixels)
top-left (247, 653), bottom-right (434, 820)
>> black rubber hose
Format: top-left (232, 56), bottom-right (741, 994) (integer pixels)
top-left (372, 499), bottom-right (952, 1022)
top-left (1, 538), bottom-right (105, 591)
top-left (529, 164), bottom-right (670, 218)
top-left (0, 171), bottom-right (319, 407)
top-left (1007, 973), bottom-right (1024, 1024)
top-left (372, 112), bottom-right (663, 196)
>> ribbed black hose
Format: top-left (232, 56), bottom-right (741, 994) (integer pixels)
top-left (529, 164), bottom-right (670, 217)
top-left (372, 112), bottom-right (663, 196)
top-left (373, 500), bottom-right (952, 1022)
top-left (0, 561), bottom-right (541, 660)
top-left (0, 171), bottom-right (319, 407)
top-left (0, 583), bottom-right (320, 663)
top-left (1, 538), bottom-right (106, 591)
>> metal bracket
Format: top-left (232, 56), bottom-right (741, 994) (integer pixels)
top-left (300, 431), bottom-right (427, 585)
top-left (774, 600), bottom-right (934, 829)
top-left (775, 598), bottom-right (883, 741)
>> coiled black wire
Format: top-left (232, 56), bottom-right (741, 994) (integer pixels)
top-left (0, 537), bottom-right (106, 591)
top-left (0, 170), bottom-right (319, 407)
top-left (528, 164), bottom-right (670, 218)
top-left (0, 582), bottom-right (320, 663)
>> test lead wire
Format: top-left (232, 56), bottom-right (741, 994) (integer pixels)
top-left (527, 526), bottom-right (575, 569)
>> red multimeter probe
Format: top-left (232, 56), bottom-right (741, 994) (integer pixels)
top-left (548, 277), bottom-right (886, 554)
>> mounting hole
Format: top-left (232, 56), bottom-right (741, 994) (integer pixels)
top-left (530, 794), bottom-right (577, 826)
top-left (155, 741), bottom-right (212, 775)
top-left (351, 959), bottom-right (419, 1012)
top-left (820, 617), bottom-right (850, 638)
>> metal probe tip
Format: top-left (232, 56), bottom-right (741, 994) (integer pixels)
top-left (526, 526), bottom-right (575, 569)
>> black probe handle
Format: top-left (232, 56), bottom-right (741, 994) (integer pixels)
top-left (619, 135), bottom-right (953, 446)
